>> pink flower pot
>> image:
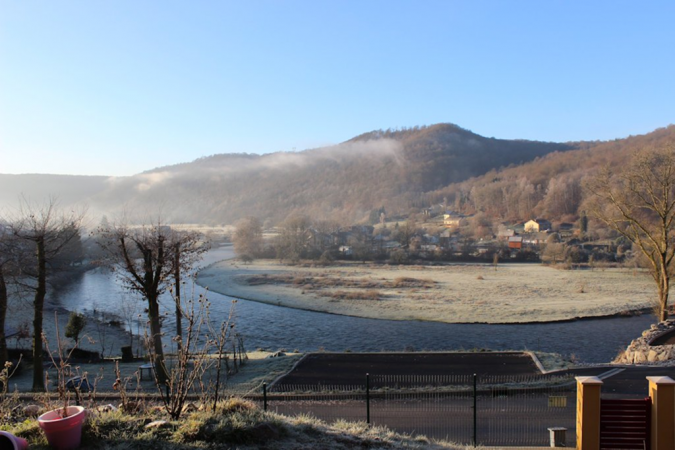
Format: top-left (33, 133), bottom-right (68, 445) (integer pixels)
top-left (0, 431), bottom-right (28, 450)
top-left (38, 406), bottom-right (86, 450)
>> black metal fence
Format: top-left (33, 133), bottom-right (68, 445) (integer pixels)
top-left (258, 374), bottom-right (576, 447)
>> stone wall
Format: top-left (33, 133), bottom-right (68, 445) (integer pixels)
top-left (614, 320), bottom-right (675, 364)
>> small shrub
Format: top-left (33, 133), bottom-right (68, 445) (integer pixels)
top-left (65, 312), bottom-right (87, 346)
top-left (218, 398), bottom-right (257, 414)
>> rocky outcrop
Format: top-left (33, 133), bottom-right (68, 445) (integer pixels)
top-left (614, 320), bottom-right (675, 365)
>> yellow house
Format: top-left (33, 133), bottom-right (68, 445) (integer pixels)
top-left (524, 218), bottom-right (551, 233)
top-left (443, 212), bottom-right (467, 228)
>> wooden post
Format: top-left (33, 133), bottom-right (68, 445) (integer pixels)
top-left (576, 376), bottom-right (602, 450)
top-left (647, 376), bottom-right (675, 450)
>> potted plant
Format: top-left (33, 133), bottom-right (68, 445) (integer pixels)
top-left (37, 405), bottom-right (86, 450)
top-left (38, 317), bottom-right (88, 449)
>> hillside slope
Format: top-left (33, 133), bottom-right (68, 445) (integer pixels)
top-left (88, 123), bottom-right (574, 224)
top-left (429, 125), bottom-right (675, 223)
top-left (15, 122), bottom-right (666, 225)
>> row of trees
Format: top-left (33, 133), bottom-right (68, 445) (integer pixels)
top-left (233, 214), bottom-right (342, 262)
top-left (0, 201), bottom-right (209, 391)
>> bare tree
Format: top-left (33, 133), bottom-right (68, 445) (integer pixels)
top-left (9, 200), bottom-right (84, 391)
top-left (0, 225), bottom-right (20, 373)
top-left (97, 221), bottom-right (172, 383)
top-left (232, 217), bottom-right (263, 261)
top-left (585, 146), bottom-right (675, 321)
top-left (118, 295), bottom-right (139, 352)
top-left (97, 221), bottom-right (208, 382)
top-left (0, 257), bottom-right (8, 375)
top-left (167, 228), bottom-right (209, 347)
top-left (275, 213), bottom-right (311, 261)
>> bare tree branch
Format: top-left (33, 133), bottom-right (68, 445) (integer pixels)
top-left (584, 145), bottom-right (675, 321)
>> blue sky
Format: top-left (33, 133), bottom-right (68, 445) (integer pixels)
top-left (1, 1), bottom-right (674, 176)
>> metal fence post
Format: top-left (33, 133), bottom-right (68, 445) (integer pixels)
top-left (263, 382), bottom-right (268, 412)
top-left (473, 373), bottom-right (477, 447)
top-left (366, 373), bottom-right (371, 425)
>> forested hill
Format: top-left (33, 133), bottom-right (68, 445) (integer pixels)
top-left (83, 123), bottom-right (575, 224)
top-left (4, 124), bottom-right (672, 226)
top-left (428, 125), bottom-right (675, 223)
top-left (15, 123), bottom-right (674, 225)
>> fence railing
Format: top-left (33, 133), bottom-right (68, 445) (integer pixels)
top-left (255, 373), bottom-right (576, 447)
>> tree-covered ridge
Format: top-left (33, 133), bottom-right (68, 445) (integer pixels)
top-left (3, 123), bottom-right (673, 226)
top-left (87, 123), bottom-right (575, 224)
top-left (430, 125), bottom-right (675, 223)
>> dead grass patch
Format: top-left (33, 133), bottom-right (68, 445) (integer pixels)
top-left (326, 290), bottom-right (383, 301)
top-left (391, 277), bottom-right (436, 288)
top-left (244, 274), bottom-right (435, 292)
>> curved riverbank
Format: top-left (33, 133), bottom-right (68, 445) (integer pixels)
top-left (195, 257), bottom-right (655, 325)
top-left (48, 252), bottom-right (657, 362)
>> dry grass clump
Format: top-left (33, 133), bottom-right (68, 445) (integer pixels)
top-left (391, 277), bottom-right (436, 289)
top-left (327, 290), bottom-right (383, 301)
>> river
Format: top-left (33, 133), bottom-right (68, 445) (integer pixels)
top-left (50, 246), bottom-right (655, 363)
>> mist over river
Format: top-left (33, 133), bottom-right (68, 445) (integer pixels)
top-left (49, 246), bottom-right (654, 363)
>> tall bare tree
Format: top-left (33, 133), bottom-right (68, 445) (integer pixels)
top-left (0, 225), bottom-right (18, 374)
top-left (10, 200), bottom-right (84, 391)
top-left (0, 226), bottom-right (30, 377)
top-left (585, 146), bottom-right (675, 321)
top-left (0, 247), bottom-right (8, 375)
top-left (97, 221), bottom-right (172, 383)
top-left (97, 221), bottom-right (208, 382)
top-left (167, 228), bottom-right (209, 347)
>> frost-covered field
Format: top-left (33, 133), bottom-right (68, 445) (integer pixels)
top-left (197, 260), bottom-right (654, 324)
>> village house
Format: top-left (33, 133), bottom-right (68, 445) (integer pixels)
top-left (443, 211), bottom-right (469, 228)
top-left (558, 222), bottom-right (575, 232)
top-left (524, 218), bottom-right (552, 233)
top-left (438, 229), bottom-right (454, 249)
top-left (496, 227), bottom-right (515, 240)
top-left (522, 232), bottom-right (550, 245)
top-left (339, 245), bottom-right (353, 256)
top-left (383, 241), bottom-right (402, 250)
top-left (508, 236), bottom-right (523, 250)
